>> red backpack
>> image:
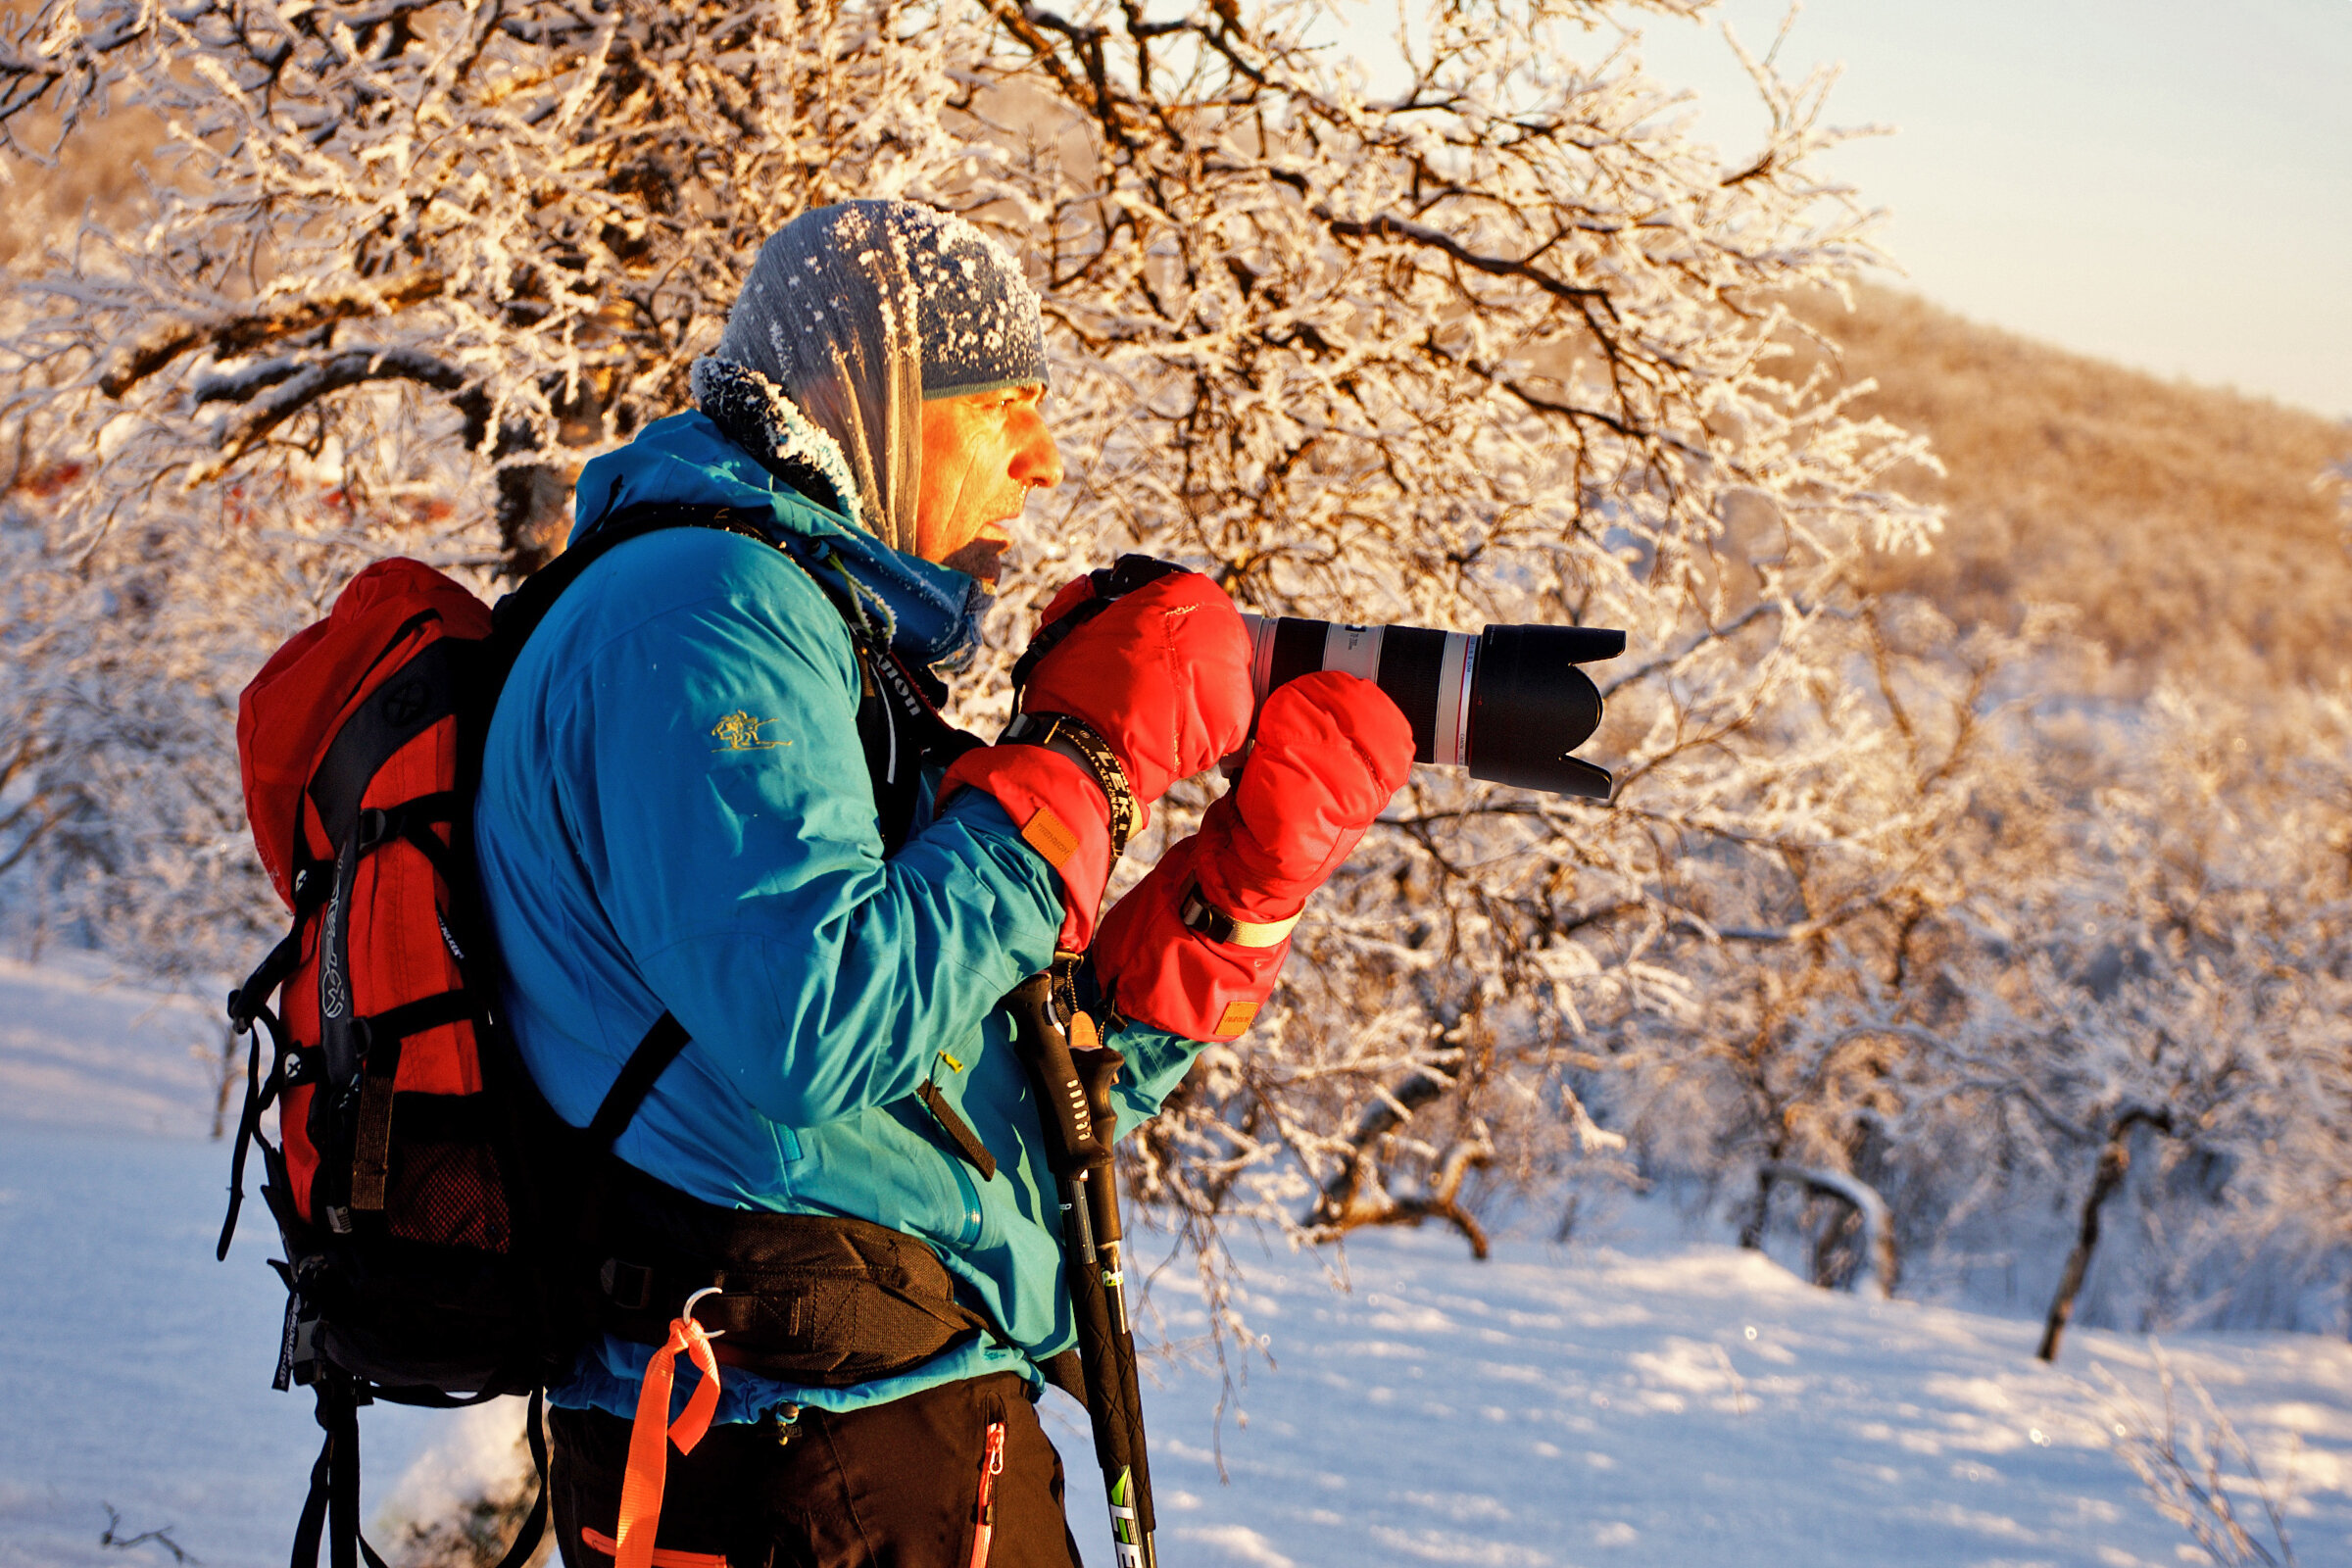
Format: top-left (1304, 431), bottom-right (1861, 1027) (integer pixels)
top-left (229, 557), bottom-right (534, 1359)
top-left (219, 508), bottom-right (785, 1568)
top-left (221, 554), bottom-right (564, 1568)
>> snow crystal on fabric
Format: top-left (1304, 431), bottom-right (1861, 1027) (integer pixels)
top-left (692, 356), bottom-right (867, 531)
top-left (714, 201), bottom-right (1048, 555)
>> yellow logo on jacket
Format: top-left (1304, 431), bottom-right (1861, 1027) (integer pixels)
top-left (710, 710), bottom-right (791, 752)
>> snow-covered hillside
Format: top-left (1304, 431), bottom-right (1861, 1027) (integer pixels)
top-left (4, 956), bottom-right (2347, 1568)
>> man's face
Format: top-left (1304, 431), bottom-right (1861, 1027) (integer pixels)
top-left (914, 385), bottom-right (1062, 582)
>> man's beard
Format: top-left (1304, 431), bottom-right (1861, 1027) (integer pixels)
top-left (941, 536), bottom-right (1010, 582)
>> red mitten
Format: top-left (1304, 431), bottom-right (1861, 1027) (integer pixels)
top-left (1017, 561), bottom-right (1256, 808)
top-left (942, 562), bottom-right (1253, 950)
top-left (1093, 671), bottom-right (1413, 1039)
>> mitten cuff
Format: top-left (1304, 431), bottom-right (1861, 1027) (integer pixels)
top-left (941, 745), bottom-right (1116, 951)
top-left (1092, 835), bottom-right (1292, 1042)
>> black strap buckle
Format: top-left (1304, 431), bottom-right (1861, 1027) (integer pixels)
top-left (1176, 879), bottom-right (1301, 950)
top-left (600, 1257), bottom-right (656, 1313)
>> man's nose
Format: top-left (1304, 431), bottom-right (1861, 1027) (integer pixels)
top-left (1009, 411), bottom-right (1063, 491)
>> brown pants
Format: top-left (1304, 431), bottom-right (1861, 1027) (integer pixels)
top-left (550, 1372), bottom-right (1086, 1568)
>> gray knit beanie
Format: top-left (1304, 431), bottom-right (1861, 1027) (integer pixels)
top-left (705, 200), bottom-right (1049, 553)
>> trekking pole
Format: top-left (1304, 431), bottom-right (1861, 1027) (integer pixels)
top-left (1004, 974), bottom-right (1156, 1568)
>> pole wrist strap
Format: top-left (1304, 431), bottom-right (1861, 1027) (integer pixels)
top-left (1003, 711), bottom-right (1139, 857)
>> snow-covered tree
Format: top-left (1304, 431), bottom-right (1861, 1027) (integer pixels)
top-left (1826, 672), bottom-right (2352, 1346)
top-left (2015, 683), bottom-right (2352, 1351)
top-left (1, 0), bottom-right (1990, 1300)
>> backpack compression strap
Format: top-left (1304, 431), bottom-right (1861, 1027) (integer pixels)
top-left (290, 1377), bottom-right (547, 1568)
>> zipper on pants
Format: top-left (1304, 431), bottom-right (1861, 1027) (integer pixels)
top-left (968, 1419), bottom-right (1007, 1568)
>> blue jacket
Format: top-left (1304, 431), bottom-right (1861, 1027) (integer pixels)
top-left (473, 412), bottom-right (1204, 1423)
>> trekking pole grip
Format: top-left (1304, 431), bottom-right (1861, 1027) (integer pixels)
top-left (1004, 975), bottom-right (1108, 1174)
top-left (1004, 972), bottom-right (1156, 1568)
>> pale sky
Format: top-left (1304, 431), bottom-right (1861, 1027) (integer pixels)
top-left (1323, 0), bottom-right (2352, 417)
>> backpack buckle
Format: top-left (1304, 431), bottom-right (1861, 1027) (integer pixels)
top-left (600, 1257), bottom-right (655, 1312)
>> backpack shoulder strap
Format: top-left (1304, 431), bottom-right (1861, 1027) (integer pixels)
top-left (500, 502), bottom-right (983, 1142)
top-left (586, 1012), bottom-right (691, 1154)
top-left (479, 509), bottom-right (751, 1156)
top-left (486, 501), bottom-right (776, 667)
top-left (518, 499), bottom-right (982, 852)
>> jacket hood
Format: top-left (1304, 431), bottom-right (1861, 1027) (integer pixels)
top-left (569, 409), bottom-right (989, 673)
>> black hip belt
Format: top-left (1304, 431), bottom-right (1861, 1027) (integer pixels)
top-left (592, 1160), bottom-right (997, 1388)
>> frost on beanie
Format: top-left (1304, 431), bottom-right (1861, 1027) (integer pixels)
top-left (704, 200), bottom-right (1049, 554)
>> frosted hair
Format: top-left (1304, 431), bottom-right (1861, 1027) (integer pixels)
top-left (713, 200), bottom-right (1049, 554)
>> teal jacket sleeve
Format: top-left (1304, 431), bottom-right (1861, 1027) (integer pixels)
top-left (544, 536), bottom-right (1064, 1128)
top-left (1103, 1016), bottom-right (1210, 1142)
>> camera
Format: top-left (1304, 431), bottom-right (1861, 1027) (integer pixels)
top-left (1239, 614), bottom-right (1624, 799)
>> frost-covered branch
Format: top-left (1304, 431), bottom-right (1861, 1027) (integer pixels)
top-left (2098, 1351), bottom-right (2301, 1568)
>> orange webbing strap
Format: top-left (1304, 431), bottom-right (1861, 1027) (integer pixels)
top-left (612, 1293), bottom-right (725, 1568)
top-left (580, 1528), bottom-right (729, 1568)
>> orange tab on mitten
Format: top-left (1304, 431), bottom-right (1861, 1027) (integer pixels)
top-left (940, 744), bottom-right (1119, 951)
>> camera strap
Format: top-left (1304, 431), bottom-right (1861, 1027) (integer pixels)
top-left (1000, 710), bottom-right (1140, 857)
top-left (1007, 554), bottom-right (1190, 694)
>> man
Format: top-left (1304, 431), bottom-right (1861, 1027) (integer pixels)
top-left (475, 200), bottom-right (1411, 1567)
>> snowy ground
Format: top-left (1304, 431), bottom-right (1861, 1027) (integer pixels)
top-left (4, 954), bottom-right (2349, 1568)
top-left (1104, 1233), bottom-right (2352, 1568)
top-left (0, 955), bottom-right (448, 1568)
